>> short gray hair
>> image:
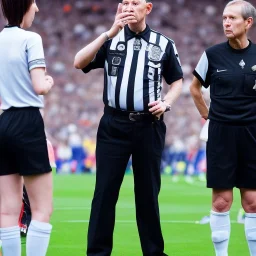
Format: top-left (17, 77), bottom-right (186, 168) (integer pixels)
top-left (225, 0), bottom-right (256, 20)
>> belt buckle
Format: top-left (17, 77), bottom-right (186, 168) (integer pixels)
top-left (129, 112), bottom-right (139, 121)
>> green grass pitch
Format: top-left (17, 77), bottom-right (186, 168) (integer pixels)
top-left (20, 174), bottom-right (249, 256)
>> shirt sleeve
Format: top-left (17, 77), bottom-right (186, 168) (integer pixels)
top-left (193, 51), bottom-right (210, 88)
top-left (27, 33), bottom-right (46, 71)
top-left (162, 41), bottom-right (183, 85)
top-left (82, 41), bottom-right (108, 74)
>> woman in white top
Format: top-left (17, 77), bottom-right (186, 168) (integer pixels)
top-left (0, 1), bottom-right (54, 256)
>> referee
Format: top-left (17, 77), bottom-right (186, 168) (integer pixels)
top-left (190, 1), bottom-right (256, 255)
top-left (74, 1), bottom-right (183, 255)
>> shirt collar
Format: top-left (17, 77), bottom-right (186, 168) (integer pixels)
top-left (226, 39), bottom-right (252, 53)
top-left (4, 25), bottom-right (20, 28)
top-left (124, 24), bottom-right (151, 42)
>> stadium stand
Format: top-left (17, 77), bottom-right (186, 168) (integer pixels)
top-left (0, 0), bottom-right (255, 174)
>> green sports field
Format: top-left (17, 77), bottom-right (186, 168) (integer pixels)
top-left (20, 174), bottom-right (249, 256)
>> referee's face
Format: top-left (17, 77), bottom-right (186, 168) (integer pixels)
top-left (122, 0), bottom-right (152, 23)
top-left (223, 4), bottom-right (250, 40)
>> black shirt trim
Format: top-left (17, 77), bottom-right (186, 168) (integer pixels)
top-left (4, 25), bottom-right (20, 28)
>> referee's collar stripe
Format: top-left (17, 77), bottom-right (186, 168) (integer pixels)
top-left (124, 24), bottom-right (151, 42)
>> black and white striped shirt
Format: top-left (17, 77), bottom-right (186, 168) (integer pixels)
top-left (83, 25), bottom-right (183, 112)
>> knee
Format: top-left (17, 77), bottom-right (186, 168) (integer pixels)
top-left (0, 201), bottom-right (22, 227)
top-left (213, 197), bottom-right (232, 212)
top-left (0, 201), bottom-right (22, 217)
top-left (242, 199), bottom-right (256, 213)
top-left (212, 230), bottom-right (229, 243)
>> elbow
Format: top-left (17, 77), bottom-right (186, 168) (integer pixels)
top-left (74, 60), bottom-right (81, 69)
top-left (34, 88), bottom-right (47, 95)
top-left (189, 86), bottom-right (201, 99)
top-left (74, 54), bottom-right (83, 69)
top-left (33, 84), bottom-right (48, 95)
top-left (189, 84), bottom-right (196, 95)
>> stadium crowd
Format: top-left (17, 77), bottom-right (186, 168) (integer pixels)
top-left (0, 0), bottom-right (255, 175)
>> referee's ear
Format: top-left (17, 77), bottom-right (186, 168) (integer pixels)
top-left (145, 2), bottom-right (153, 15)
top-left (245, 16), bottom-right (253, 32)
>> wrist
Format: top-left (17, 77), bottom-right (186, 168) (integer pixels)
top-left (104, 32), bottom-right (110, 41)
top-left (161, 99), bottom-right (171, 112)
top-left (201, 111), bottom-right (209, 120)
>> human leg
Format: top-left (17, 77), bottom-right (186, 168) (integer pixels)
top-left (241, 189), bottom-right (256, 256)
top-left (210, 189), bottom-right (233, 256)
top-left (237, 124), bottom-right (256, 255)
top-left (207, 122), bottom-right (238, 256)
top-left (0, 174), bottom-right (23, 256)
top-left (132, 119), bottom-right (166, 256)
top-left (23, 172), bottom-right (53, 256)
top-left (10, 108), bottom-right (53, 256)
top-left (87, 113), bottom-right (132, 256)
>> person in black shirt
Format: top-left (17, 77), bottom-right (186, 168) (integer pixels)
top-left (74, 0), bottom-right (183, 255)
top-left (190, 1), bottom-right (256, 255)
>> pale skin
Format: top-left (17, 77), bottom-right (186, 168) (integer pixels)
top-left (190, 2), bottom-right (256, 213)
top-left (74, 0), bottom-right (183, 117)
top-left (0, 2), bottom-right (53, 228)
top-left (22, 2), bottom-right (54, 96)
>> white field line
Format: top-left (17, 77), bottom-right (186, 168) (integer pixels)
top-left (60, 220), bottom-right (238, 224)
top-left (55, 207), bottom-right (91, 210)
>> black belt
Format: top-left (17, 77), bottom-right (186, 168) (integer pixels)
top-left (3, 107), bottom-right (39, 112)
top-left (104, 106), bottom-right (163, 122)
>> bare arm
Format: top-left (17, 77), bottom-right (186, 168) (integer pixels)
top-left (148, 78), bottom-right (183, 116)
top-left (73, 33), bottom-right (109, 70)
top-left (30, 68), bottom-right (54, 95)
top-left (74, 3), bottom-right (137, 69)
top-left (189, 76), bottom-right (208, 120)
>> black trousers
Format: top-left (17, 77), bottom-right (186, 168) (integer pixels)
top-left (87, 107), bottom-right (166, 256)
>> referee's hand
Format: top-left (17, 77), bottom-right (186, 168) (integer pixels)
top-left (106, 3), bottom-right (137, 39)
top-left (148, 100), bottom-right (167, 119)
